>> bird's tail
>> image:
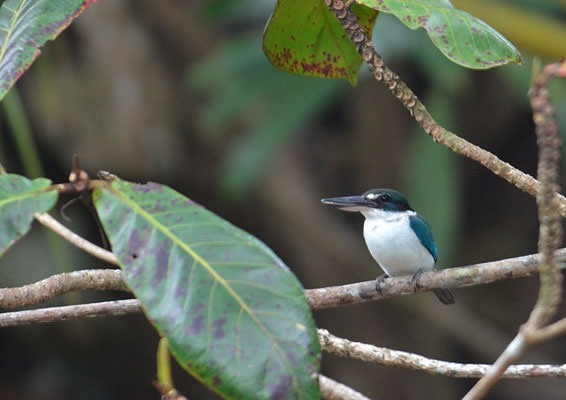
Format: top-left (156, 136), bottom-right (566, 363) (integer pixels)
top-left (433, 289), bottom-right (455, 305)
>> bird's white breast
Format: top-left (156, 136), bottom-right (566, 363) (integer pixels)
top-left (362, 209), bottom-right (434, 277)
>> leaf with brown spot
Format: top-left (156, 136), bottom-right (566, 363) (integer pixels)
top-left (357, 0), bottom-right (522, 68)
top-left (0, 0), bottom-right (98, 102)
top-left (263, 0), bottom-right (378, 85)
top-left (93, 180), bottom-right (320, 399)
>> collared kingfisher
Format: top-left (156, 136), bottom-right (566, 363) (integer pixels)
top-left (321, 188), bottom-right (455, 305)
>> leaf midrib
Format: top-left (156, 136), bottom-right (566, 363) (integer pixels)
top-left (0, 186), bottom-right (49, 207)
top-left (0, 0), bottom-right (28, 67)
top-left (107, 184), bottom-right (302, 395)
top-left (369, 0), bottom-right (515, 48)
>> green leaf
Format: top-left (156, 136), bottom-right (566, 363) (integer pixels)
top-left (93, 180), bottom-right (320, 399)
top-left (0, 0), bottom-right (97, 102)
top-left (0, 174), bottom-right (57, 256)
top-left (263, 0), bottom-right (378, 85)
top-left (357, 0), bottom-right (523, 69)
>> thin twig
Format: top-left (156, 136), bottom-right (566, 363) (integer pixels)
top-left (324, 0), bottom-right (566, 216)
top-left (0, 299), bottom-right (142, 327)
top-left (34, 213), bottom-right (118, 265)
top-left (319, 374), bottom-right (371, 400)
top-left (529, 317), bottom-right (566, 344)
top-left (463, 61), bottom-right (565, 400)
top-left (318, 329), bottom-right (566, 378)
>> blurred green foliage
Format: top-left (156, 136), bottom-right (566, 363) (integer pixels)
top-left (189, 0), bottom-right (565, 194)
top-left (189, 33), bottom-right (346, 198)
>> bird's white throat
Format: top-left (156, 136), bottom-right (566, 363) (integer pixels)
top-left (361, 209), bottom-right (435, 277)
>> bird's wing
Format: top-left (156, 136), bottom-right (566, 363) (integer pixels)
top-left (409, 215), bottom-right (438, 262)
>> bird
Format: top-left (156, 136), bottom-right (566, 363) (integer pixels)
top-left (321, 188), bottom-right (454, 305)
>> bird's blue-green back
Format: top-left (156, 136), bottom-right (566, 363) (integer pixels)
top-left (409, 215), bottom-right (437, 262)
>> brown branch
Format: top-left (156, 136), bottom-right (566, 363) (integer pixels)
top-left (463, 61), bottom-right (565, 400)
top-left (318, 329), bottom-right (566, 378)
top-left (3, 301), bottom-right (566, 381)
top-left (4, 249), bottom-right (566, 311)
top-left (324, 0), bottom-right (566, 216)
top-left (526, 63), bottom-right (564, 328)
top-left (35, 212), bottom-right (118, 265)
top-left (306, 249), bottom-right (565, 309)
top-left (319, 374), bottom-right (371, 400)
top-left (0, 300), bottom-right (370, 399)
top-left (0, 269), bottom-right (127, 310)
top-left (2, 249), bottom-right (564, 312)
top-left (529, 317), bottom-right (566, 344)
top-left (0, 299), bottom-right (142, 327)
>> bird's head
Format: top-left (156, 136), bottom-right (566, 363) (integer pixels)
top-left (321, 188), bottom-right (413, 215)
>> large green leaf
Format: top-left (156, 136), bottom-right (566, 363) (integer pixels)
top-left (263, 0), bottom-right (378, 85)
top-left (93, 180), bottom-right (320, 399)
top-left (357, 0), bottom-right (522, 68)
top-left (0, 0), bottom-right (98, 102)
top-left (0, 174), bottom-right (57, 256)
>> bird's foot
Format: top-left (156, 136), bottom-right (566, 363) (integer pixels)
top-left (410, 267), bottom-right (426, 293)
top-left (375, 274), bottom-right (389, 294)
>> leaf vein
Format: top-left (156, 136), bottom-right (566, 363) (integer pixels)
top-left (108, 184), bottom-right (302, 392)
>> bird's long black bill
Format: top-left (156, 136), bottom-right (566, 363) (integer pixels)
top-left (434, 289), bottom-right (455, 305)
top-left (321, 196), bottom-right (375, 212)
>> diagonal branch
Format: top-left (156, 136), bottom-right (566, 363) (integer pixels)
top-left (319, 375), bottom-right (371, 400)
top-left (324, 0), bottom-right (566, 216)
top-left (34, 212), bottom-right (118, 265)
top-left (463, 60), bottom-right (565, 400)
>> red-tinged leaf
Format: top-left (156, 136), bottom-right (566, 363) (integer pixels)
top-left (263, 0), bottom-right (378, 85)
top-left (0, 0), bottom-right (98, 102)
top-left (93, 180), bottom-right (321, 399)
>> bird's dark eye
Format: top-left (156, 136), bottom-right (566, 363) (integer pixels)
top-left (379, 194), bottom-right (390, 202)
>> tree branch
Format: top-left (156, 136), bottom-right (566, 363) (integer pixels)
top-left (0, 299), bottom-right (142, 327)
top-left (319, 374), bottom-right (371, 400)
top-left (306, 248), bottom-right (565, 309)
top-left (3, 301), bottom-right (566, 382)
top-left (0, 299), bottom-right (371, 399)
top-left (34, 212), bottom-right (118, 265)
top-left (318, 329), bottom-right (566, 378)
top-left (2, 249), bottom-right (564, 311)
top-left (0, 269), bottom-right (127, 309)
top-left (324, 0), bottom-right (566, 216)
top-left (463, 60), bottom-right (565, 400)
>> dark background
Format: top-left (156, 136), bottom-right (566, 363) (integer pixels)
top-left (1, 0), bottom-right (566, 399)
